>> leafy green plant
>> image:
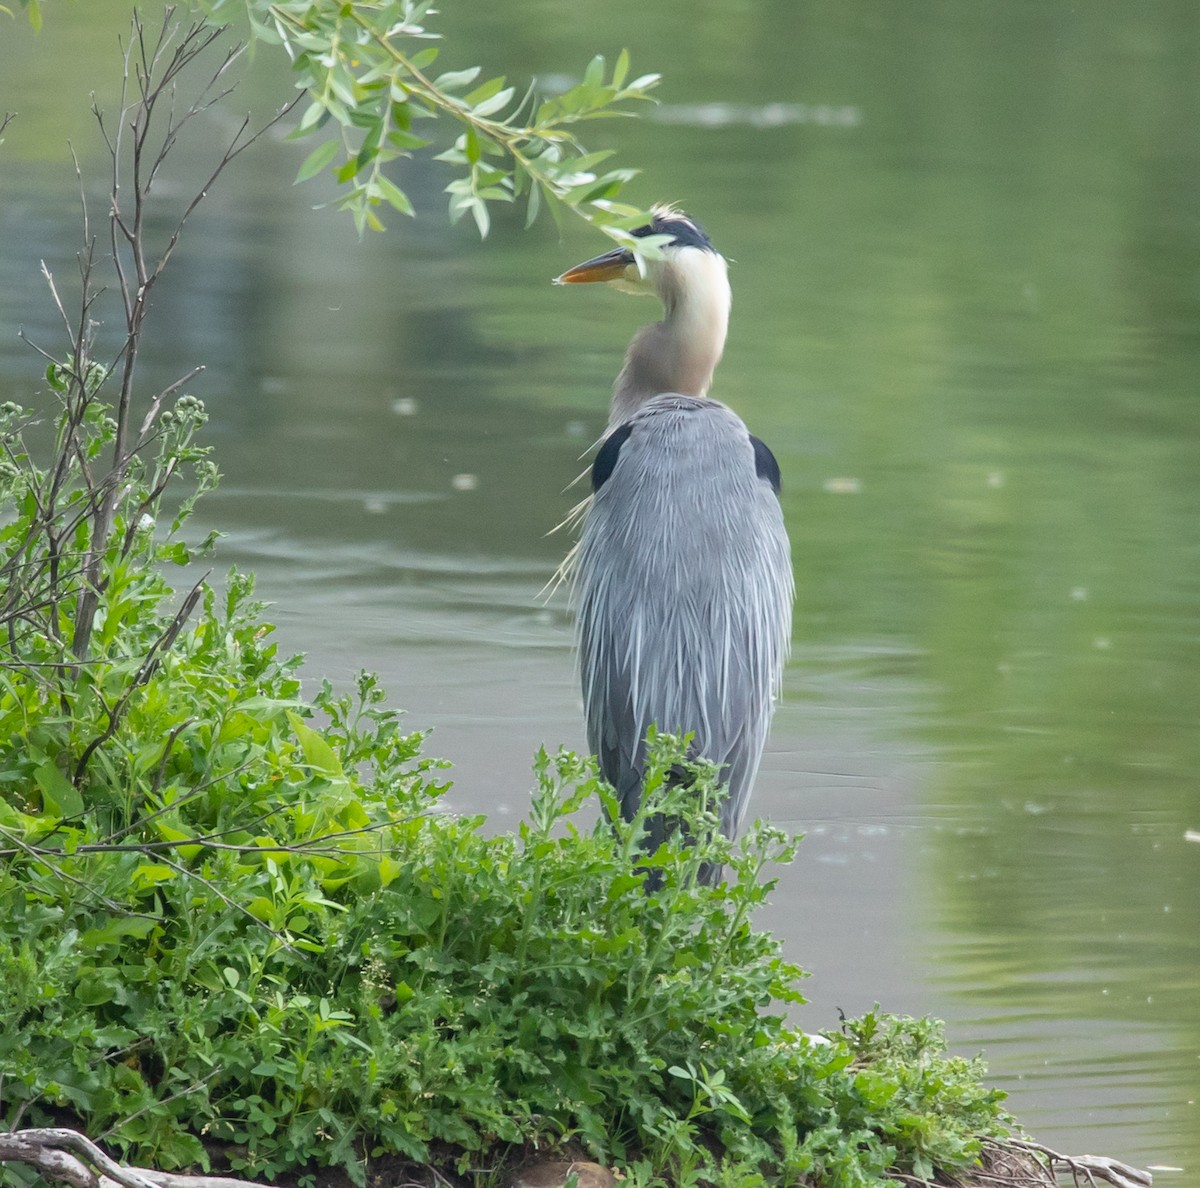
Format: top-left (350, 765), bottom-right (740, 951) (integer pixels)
top-left (2, 732), bottom-right (1012, 1187)
top-left (200, 0), bottom-right (660, 237)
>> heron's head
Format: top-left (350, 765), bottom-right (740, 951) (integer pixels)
top-left (554, 207), bottom-right (726, 311)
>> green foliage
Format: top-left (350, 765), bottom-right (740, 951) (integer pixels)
top-left (6, 0), bottom-right (41, 32)
top-left (1, 712), bottom-right (1011, 1187)
top-left (0, 348), bottom-right (1009, 1188)
top-left (200, 0), bottom-right (660, 237)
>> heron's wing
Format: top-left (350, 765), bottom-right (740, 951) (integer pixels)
top-left (573, 396), bottom-right (793, 832)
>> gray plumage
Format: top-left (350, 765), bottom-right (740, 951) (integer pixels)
top-left (557, 208), bottom-right (794, 875)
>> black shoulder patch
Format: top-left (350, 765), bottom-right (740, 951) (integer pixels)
top-left (751, 435), bottom-right (781, 494)
top-left (592, 422), bottom-right (634, 491)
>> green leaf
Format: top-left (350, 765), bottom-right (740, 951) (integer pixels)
top-left (627, 72), bottom-right (661, 93)
top-left (246, 897), bottom-right (279, 923)
top-left (464, 125), bottom-right (480, 165)
top-left (288, 711), bottom-right (346, 778)
top-left (524, 182), bottom-right (541, 229)
top-left (433, 66), bottom-right (481, 92)
top-left (80, 916), bottom-right (157, 950)
top-left (376, 175), bottom-right (415, 216)
top-left (295, 137), bottom-right (340, 183)
top-left (612, 48), bottom-right (631, 90)
top-left (470, 199), bottom-right (491, 238)
top-left (563, 149), bottom-right (617, 176)
top-left (387, 129), bottom-right (430, 151)
top-left (35, 760), bottom-right (83, 817)
top-left (131, 863), bottom-right (177, 891)
top-left (75, 978), bottom-right (117, 1007)
top-left (154, 819), bottom-right (202, 863)
top-left (583, 54), bottom-right (605, 90)
top-left (472, 86), bottom-right (514, 118)
top-left (295, 100), bottom-right (328, 135)
top-left (463, 75), bottom-right (507, 107)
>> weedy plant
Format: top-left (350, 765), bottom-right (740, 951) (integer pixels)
top-left (1, 727), bottom-right (1012, 1187)
top-left (1, 12), bottom-right (1015, 1188)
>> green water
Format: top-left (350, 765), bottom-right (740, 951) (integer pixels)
top-left (2, 1), bottom-right (1198, 1174)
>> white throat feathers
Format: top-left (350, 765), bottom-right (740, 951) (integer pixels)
top-left (609, 246), bottom-right (731, 427)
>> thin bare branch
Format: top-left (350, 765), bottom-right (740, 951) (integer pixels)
top-left (96, 1073), bottom-right (221, 1144)
top-left (39, 259), bottom-right (77, 343)
top-left (16, 327), bottom-right (61, 367)
top-left (147, 716), bottom-right (196, 800)
top-left (154, 849), bottom-right (299, 954)
top-left (136, 365), bottom-right (205, 442)
top-left (152, 89), bottom-right (302, 289)
top-left (0, 825), bottom-right (159, 921)
top-left (95, 757), bottom-right (261, 847)
top-left (0, 808), bottom-right (430, 864)
top-left (68, 139), bottom-right (94, 254)
top-left (73, 573), bottom-right (209, 784)
top-left (68, 13), bottom-right (296, 663)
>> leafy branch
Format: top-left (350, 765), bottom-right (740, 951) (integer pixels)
top-left (2, 12), bottom-right (297, 680)
top-left (203, 0), bottom-right (660, 237)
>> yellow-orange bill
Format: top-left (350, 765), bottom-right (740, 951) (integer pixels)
top-left (553, 246), bottom-right (632, 285)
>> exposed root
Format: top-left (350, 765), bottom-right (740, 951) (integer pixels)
top-left (902, 1137), bottom-right (1155, 1188)
top-left (987, 1138), bottom-right (1154, 1188)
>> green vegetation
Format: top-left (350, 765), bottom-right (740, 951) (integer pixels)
top-left (0, 9), bottom-right (1017, 1188)
top-left (201, 0), bottom-right (661, 238)
top-left (0, 698), bottom-right (1011, 1185)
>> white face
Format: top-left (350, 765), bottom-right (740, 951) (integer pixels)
top-left (607, 245), bottom-right (729, 311)
top-left (606, 244), bottom-right (723, 300)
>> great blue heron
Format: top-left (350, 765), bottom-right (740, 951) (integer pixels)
top-left (556, 207), bottom-right (794, 881)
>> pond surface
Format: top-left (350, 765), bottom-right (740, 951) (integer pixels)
top-left (2, 1), bottom-right (1198, 1177)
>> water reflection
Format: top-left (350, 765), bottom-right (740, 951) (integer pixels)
top-left (2, 0), bottom-right (1199, 1174)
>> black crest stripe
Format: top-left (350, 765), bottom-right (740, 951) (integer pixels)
top-left (632, 212), bottom-right (714, 252)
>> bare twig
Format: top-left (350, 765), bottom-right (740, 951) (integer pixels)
top-left (153, 850), bottom-right (299, 954)
top-left (96, 1073), bottom-right (220, 1143)
top-left (0, 810), bottom-right (429, 863)
top-left (147, 716), bottom-right (196, 800)
top-left (135, 365), bottom-right (205, 444)
top-left (73, 573), bottom-right (209, 785)
top-left (0, 824), bottom-right (159, 921)
top-left (70, 11), bottom-right (297, 664)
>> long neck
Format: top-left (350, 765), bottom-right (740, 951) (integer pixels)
top-left (609, 251), bottom-right (731, 427)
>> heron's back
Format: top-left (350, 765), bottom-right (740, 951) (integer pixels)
top-left (574, 394), bottom-right (793, 840)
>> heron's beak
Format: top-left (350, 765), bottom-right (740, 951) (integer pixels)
top-left (553, 245), bottom-right (634, 285)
